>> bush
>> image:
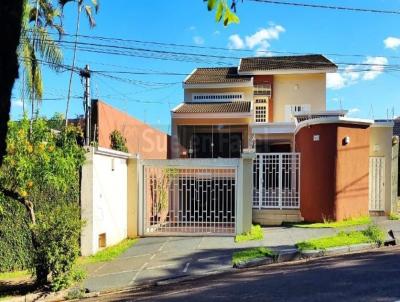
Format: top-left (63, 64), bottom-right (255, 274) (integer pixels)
top-left (110, 130), bottom-right (128, 153)
top-left (0, 117), bottom-right (85, 289)
top-left (0, 196), bottom-right (33, 272)
top-left (33, 202), bottom-right (83, 291)
top-left (362, 224), bottom-right (385, 246)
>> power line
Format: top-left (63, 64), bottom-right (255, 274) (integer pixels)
top-left (248, 0), bottom-right (400, 15)
top-left (25, 28), bottom-right (400, 61)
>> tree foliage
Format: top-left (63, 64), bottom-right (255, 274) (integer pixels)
top-left (204, 0), bottom-right (240, 26)
top-left (19, 0), bottom-right (64, 105)
top-left (0, 116), bottom-right (86, 287)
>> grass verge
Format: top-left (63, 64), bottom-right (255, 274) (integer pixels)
top-left (296, 225), bottom-right (385, 251)
top-left (235, 225), bottom-right (264, 243)
top-left (290, 216), bottom-right (371, 229)
top-left (78, 238), bottom-right (138, 265)
top-left (388, 213), bottom-right (400, 220)
top-left (0, 270), bottom-right (30, 281)
top-left (232, 247), bottom-right (274, 266)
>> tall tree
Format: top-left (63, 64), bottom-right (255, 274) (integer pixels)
top-left (19, 0), bottom-right (64, 122)
top-left (61, 0), bottom-right (99, 125)
top-left (0, 0), bottom-right (24, 167)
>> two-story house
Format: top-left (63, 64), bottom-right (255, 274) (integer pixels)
top-left (169, 54), bottom-right (388, 225)
top-left (171, 54), bottom-right (342, 159)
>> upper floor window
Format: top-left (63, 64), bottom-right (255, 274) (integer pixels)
top-left (285, 104), bottom-right (311, 121)
top-left (254, 98), bottom-right (268, 123)
top-left (254, 84), bottom-right (272, 97)
top-left (192, 93), bottom-right (243, 102)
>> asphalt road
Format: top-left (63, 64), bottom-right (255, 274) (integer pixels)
top-left (82, 247), bottom-right (400, 302)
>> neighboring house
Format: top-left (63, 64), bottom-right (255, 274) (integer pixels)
top-left (91, 100), bottom-right (169, 159)
top-left (171, 55), bottom-right (341, 158)
top-left (170, 55), bottom-right (397, 224)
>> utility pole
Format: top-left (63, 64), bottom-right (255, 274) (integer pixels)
top-left (80, 65), bottom-right (91, 146)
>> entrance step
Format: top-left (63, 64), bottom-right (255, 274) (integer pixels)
top-left (252, 209), bottom-right (303, 226)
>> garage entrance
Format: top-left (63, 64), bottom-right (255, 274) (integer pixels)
top-left (140, 159), bottom-right (238, 235)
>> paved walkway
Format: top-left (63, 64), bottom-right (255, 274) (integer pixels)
top-left (83, 218), bottom-right (400, 292)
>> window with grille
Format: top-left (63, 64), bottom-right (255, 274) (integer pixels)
top-left (255, 106), bottom-right (267, 123)
top-left (254, 84), bottom-right (272, 97)
top-left (192, 93), bottom-right (243, 102)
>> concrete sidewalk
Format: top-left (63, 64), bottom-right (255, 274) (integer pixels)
top-left (83, 218), bottom-right (400, 292)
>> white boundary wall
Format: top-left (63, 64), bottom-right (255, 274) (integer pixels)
top-left (81, 147), bottom-right (130, 256)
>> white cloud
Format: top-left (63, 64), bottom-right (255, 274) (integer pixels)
top-left (12, 99), bottom-right (23, 108)
top-left (193, 36), bottom-right (205, 45)
top-left (188, 26), bottom-right (196, 31)
top-left (362, 56), bottom-right (388, 80)
top-left (327, 73), bottom-right (347, 90)
top-left (347, 108), bottom-right (360, 116)
top-left (384, 37), bottom-right (400, 50)
top-left (228, 34), bottom-right (245, 49)
top-left (227, 24), bottom-right (285, 55)
top-left (245, 25), bottom-right (285, 49)
top-left (327, 56), bottom-right (388, 90)
top-left (213, 30), bottom-right (220, 35)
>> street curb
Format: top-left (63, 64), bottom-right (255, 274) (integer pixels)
top-left (235, 243), bottom-right (380, 269)
top-left (234, 257), bottom-right (274, 269)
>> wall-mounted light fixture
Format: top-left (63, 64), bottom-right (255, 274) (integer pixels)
top-left (294, 84), bottom-right (300, 91)
top-left (342, 136), bottom-right (350, 146)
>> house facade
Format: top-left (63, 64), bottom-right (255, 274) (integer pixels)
top-left (171, 55), bottom-right (340, 159)
top-left (170, 55), bottom-right (397, 225)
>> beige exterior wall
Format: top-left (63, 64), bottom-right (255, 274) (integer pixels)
top-left (273, 73), bottom-right (326, 122)
top-left (81, 147), bottom-right (129, 256)
top-left (369, 125), bottom-right (394, 214)
top-left (184, 87), bottom-right (253, 102)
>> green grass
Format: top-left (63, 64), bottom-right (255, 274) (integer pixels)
top-left (0, 270), bottom-right (30, 281)
top-left (389, 213), bottom-right (400, 220)
top-left (291, 216), bottom-right (371, 229)
top-left (79, 238), bottom-right (138, 265)
top-left (296, 225), bottom-right (385, 251)
top-left (232, 247), bottom-right (274, 266)
top-left (235, 225), bottom-right (264, 243)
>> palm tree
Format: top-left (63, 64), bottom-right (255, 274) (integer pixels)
top-left (19, 0), bottom-right (63, 123)
top-left (60, 0), bottom-right (99, 126)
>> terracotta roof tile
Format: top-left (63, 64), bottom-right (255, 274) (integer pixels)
top-left (239, 55), bottom-right (337, 72)
top-left (185, 67), bottom-right (252, 84)
top-left (174, 101), bottom-right (251, 114)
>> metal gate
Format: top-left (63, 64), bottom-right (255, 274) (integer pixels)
top-left (253, 153), bottom-right (300, 209)
top-left (141, 160), bottom-right (238, 235)
top-left (369, 157), bottom-right (385, 211)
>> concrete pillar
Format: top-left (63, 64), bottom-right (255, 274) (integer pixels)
top-left (127, 157), bottom-right (139, 238)
top-left (392, 136), bottom-right (399, 213)
top-left (236, 150), bottom-right (255, 234)
top-left (80, 149), bottom-right (95, 256)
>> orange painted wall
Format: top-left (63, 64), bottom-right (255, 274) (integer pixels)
top-left (295, 123), bottom-right (370, 222)
top-left (295, 124), bottom-right (337, 222)
top-left (335, 125), bottom-right (370, 220)
top-left (94, 100), bottom-right (169, 159)
top-left (254, 75), bottom-right (274, 122)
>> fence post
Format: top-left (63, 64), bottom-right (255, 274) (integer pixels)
top-left (127, 156), bottom-right (139, 238)
top-left (279, 153), bottom-right (283, 210)
top-left (392, 136), bottom-right (399, 213)
top-left (238, 150), bottom-right (256, 235)
top-left (258, 155), bottom-right (263, 210)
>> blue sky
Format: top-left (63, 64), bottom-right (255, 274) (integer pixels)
top-left (11, 0), bottom-right (400, 133)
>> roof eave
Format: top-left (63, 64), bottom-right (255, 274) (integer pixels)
top-left (183, 80), bottom-right (254, 89)
top-left (237, 67), bottom-right (337, 76)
